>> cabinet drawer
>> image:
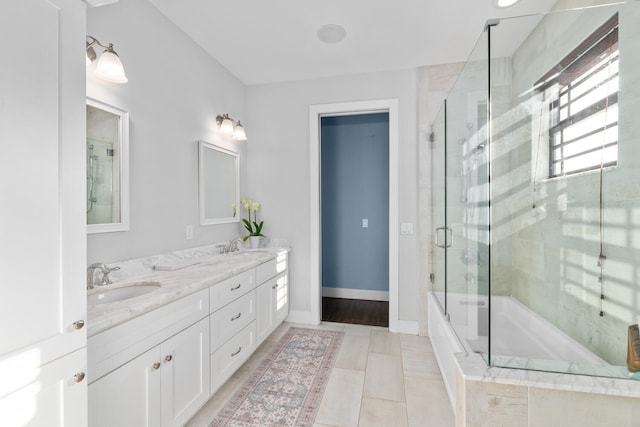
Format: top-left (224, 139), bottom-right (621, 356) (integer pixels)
top-left (210, 321), bottom-right (256, 394)
top-left (256, 251), bottom-right (288, 284)
top-left (210, 290), bottom-right (256, 351)
top-left (210, 269), bottom-right (255, 313)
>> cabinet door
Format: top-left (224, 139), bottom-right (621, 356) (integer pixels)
top-left (1, 0), bottom-right (86, 363)
top-left (274, 273), bottom-right (289, 325)
top-left (88, 347), bottom-right (162, 427)
top-left (161, 318), bottom-right (210, 427)
top-left (0, 0), bottom-right (87, 423)
top-left (0, 347), bottom-right (87, 427)
top-left (257, 272), bottom-right (289, 345)
top-left (256, 281), bottom-right (275, 346)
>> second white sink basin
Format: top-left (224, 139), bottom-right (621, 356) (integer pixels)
top-left (88, 282), bottom-right (161, 305)
top-left (231, 250), bottom-right (270, 256)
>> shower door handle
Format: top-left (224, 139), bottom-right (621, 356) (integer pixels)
top-left (434, 227), bottom-right (443, 248)
top-left (434, 227), bottom-right (453, 248)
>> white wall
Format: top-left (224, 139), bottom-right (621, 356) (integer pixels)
top-left (245, 70), bottom-right (419, 323)
top-left (86, 0), bottom-right (247, 264)
top-left (86, 2), bottom-right (421, 324)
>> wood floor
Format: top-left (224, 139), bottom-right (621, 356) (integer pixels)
top-left (322, 297), bottom-right (389, 327)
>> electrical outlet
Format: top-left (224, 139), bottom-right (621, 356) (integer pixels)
top-left (185, 225), bottom-right (193, 240)
top-left (362, 218), bottom-right (368, 228)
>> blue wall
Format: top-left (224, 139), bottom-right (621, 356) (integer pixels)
top-left (321, 113), bottom-right (389, 293)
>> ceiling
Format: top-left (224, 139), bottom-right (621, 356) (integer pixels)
top-left (149, 0), bottom-right (558, 86)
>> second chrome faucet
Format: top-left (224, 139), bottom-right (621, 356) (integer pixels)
top-left (87, 263), bottom-right (120, 290)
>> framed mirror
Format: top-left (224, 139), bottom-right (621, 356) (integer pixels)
top-left (199, 140), bottom-right (240, 225)
top-left (86, 98), bottom-right (130, 233)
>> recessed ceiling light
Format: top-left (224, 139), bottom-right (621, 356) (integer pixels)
top-left (495, 0), bottom-right (520, 7)
top-left (317, 24), bottom-right (347, 44)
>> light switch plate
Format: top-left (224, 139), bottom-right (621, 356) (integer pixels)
top-left (362, 218), bottom-right (369, 228)
top-left (401, 222), bottom-right (414, 235)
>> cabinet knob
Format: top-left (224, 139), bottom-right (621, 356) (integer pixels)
top-left (272, 284), bottom-right (278, 289)
top-left (230, 284), bottom-right (241, 291)
top-left (230, 312), bottom-right (242, 321)
top-left (72, 320), bottom-right (85, 330)
top-left (73, 372), bottom-right (85, 383)
top-left (231, 347), bottom-right (242, 357)
top-left (165, 355), bottom-right (173, 362)
top-left (152, 362), bottom-right (161, 370)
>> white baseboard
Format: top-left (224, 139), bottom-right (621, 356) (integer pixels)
top-left (285, 310), bottom-right (317, 325)
top-left (285, 309), bottom-right (416, 335)
top-left (322, 287), bottom-right (389, 301)
top-left (396, 320), bottom-right (419, 335)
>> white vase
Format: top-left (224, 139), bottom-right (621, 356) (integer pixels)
top-left (249, 236), bottom-right (261, 249)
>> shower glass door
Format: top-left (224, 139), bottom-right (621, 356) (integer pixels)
top-left (431, 104), bottom-right (447, 312)
top-left (445, 29), bottom-right (490, 362)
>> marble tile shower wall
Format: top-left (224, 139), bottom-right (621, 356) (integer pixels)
top-left (491, 1), bottom-right (640, 365)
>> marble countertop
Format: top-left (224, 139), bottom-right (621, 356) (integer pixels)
top-left (87, 248), bottom-right (287, 337)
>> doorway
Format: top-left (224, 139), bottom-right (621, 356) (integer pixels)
top-left (320, 113), bottom-right (389, 327)
top-left (309, 99), bottom-right (399, 331)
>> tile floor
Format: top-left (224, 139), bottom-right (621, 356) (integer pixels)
top-left (186, 322), bottom-right (455, 427)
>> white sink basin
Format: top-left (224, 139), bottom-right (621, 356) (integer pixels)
top-left (231, 250), bottom-right (270, 256)
top-left (88, 282), bottom-right (161, 305)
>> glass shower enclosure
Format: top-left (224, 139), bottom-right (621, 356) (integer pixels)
top-left (432, 0), bottom-right (640, 379)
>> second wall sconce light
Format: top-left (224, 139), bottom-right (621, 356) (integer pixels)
top-left (216, 114), bottom-right (247, 141)
top-left (86, 35), bottom-right (128, 84)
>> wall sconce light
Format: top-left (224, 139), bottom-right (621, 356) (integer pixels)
top-left (216, 114), bottom-right (247, 141)
top-left (86, 35), bottom-right (128, 84)
top-left (493, 0), bottom-right (520, 7)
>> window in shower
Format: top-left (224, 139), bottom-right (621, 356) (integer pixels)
top-left (538, 13), bottom-right (618, 178)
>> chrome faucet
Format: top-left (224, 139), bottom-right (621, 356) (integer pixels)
top-left (87, 263), bottom-right (120, 290)
top-left (228, 237), bottom-right (244, 253)
top-left (217, 238), bottom-right (244, 254)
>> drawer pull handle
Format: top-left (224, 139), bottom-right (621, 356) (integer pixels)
top-left (73, 372), bottom-right (85, 383)
top-left (230, 284), bottom-right (241, 291)
top-left (272, 284), bottom-right (278, 289)
top-left (231, 346), bottom-right (242, 357)
top-left (73, 320), bottom-right (85, 330)
top-left (165, 355), bottom-right (173, 362)
top-left (231, 312), bottom-right (242, 321)
top-left (152, 362), bottom-right (161, 370)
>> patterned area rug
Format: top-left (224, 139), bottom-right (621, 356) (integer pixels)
top-left (209, 327), bottom-right (344, 427)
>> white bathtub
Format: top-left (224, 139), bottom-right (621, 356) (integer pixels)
top-left (428, 292), bottom-right (608, 409)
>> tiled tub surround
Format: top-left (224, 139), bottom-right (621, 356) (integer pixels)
top-left (86, 242), bottom-right (289, 426)
top-left (428, 293), bottom-right (640, 426)
top-left (456, 355), bottom-right (640, 427)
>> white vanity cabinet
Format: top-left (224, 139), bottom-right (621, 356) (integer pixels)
top-left (208, 251), bottom-right (290, 394)
top-left (256, 251), bottom-right (289, 345)
top-left (88, 290), bottom-right (210, 427)
top-left (87, 250), bottom-right (290, 425)
top-left (209, 269), bottom-right (257, 393)
top-left (89, 317), bottom-right (209, 427)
